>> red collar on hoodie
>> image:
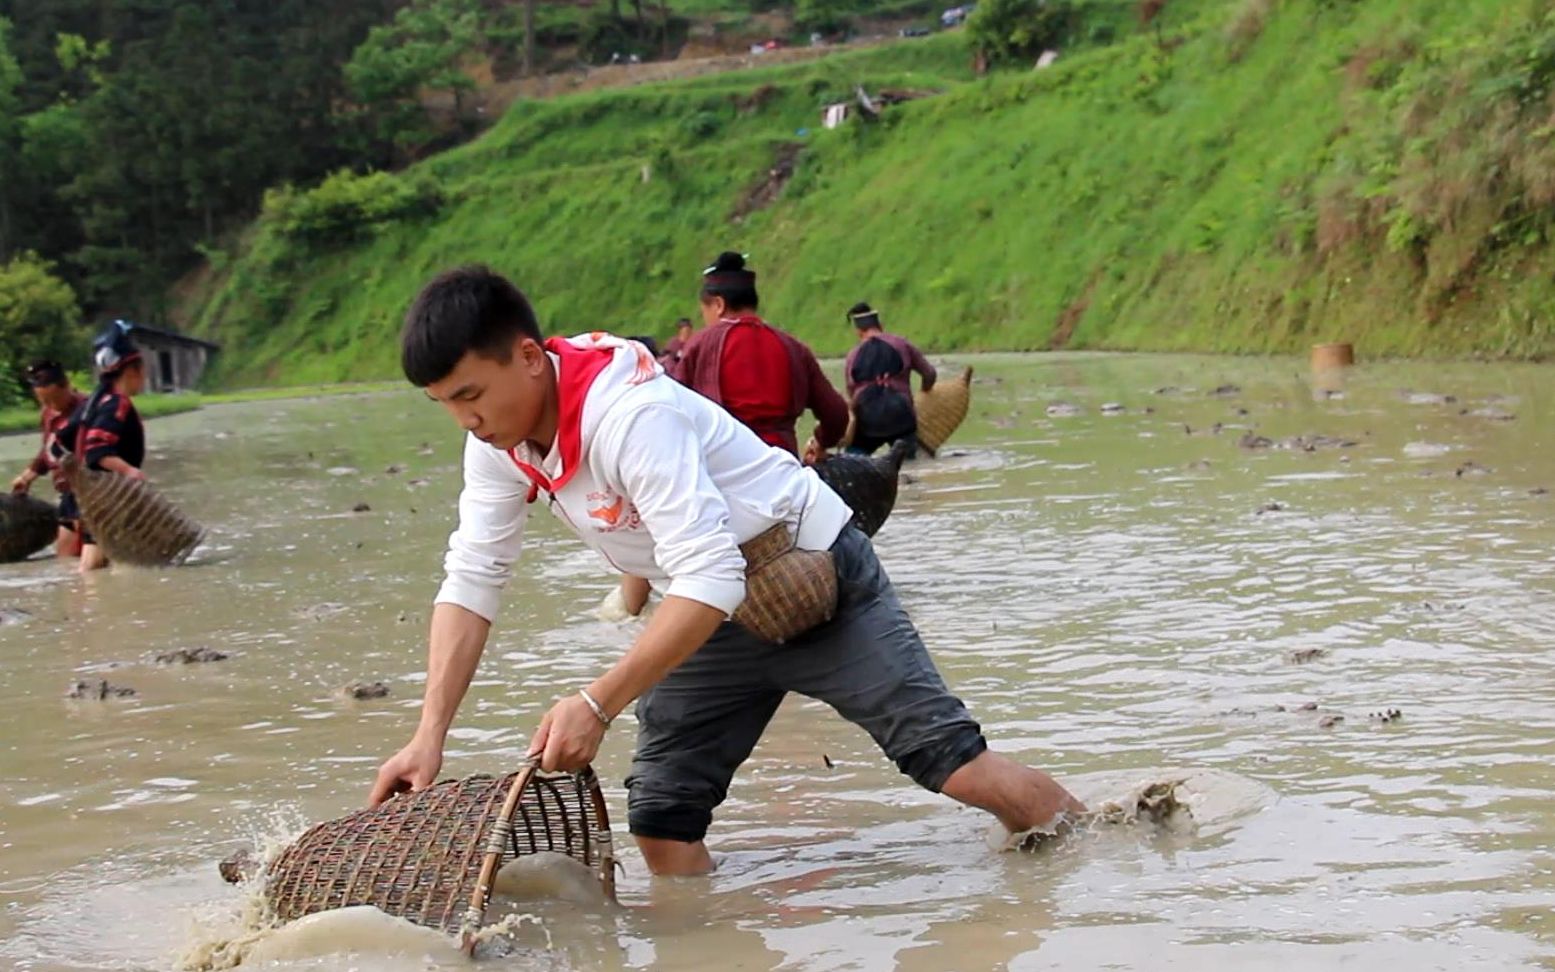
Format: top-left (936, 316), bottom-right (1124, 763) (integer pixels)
top-left (506, 336), bottom-right (620, 500)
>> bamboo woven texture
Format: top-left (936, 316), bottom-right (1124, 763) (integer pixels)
top-left (731, 524), bottom-right (838, 643)
top-left (0, 493), bottom-right (58, 562)
top-left (260, 767), bottom-right (613, 951)
top-left (813, 439), bottom-right (909, 537)
top-left (62, 456), bottom-right (204, 565)
top-left (913, 366), bottom-right (974, 455)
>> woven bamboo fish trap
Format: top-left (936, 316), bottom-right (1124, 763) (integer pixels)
top-left (244, 765), bottom-right (614, 954)
top-left (914, 366), bottom-right (974, 456)
top-left (813, 439), bottom-right (909, 537)
top-left (62, 456), bottom-right (203, 566)
top-left (0, 493), bottom-right (58, 562)
top-left (731, 524), bottom-right (838, 643)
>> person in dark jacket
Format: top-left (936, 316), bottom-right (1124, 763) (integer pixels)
top-left (843, 302), bottom-right (936, 457)
top-left (9, 360), bottom-right (86, 556)
top-left (55, 321), bottom-right (148, 572)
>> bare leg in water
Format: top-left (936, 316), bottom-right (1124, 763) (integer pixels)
top-left (79, 543), bottom-right (108, 573)
top-left (634, 751), bottom-right (1084, 876)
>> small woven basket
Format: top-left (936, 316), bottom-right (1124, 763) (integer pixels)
top-left (254, 765), bottom-right (613, 954)
top-left (62, 456), bottom-right (204, 566)
top-left (731, 525), bottom-right (838, 643)
top-left (0, 493), bottom-right (58, 562)
top-left (914, 366), bottom-right (974, 456)
top-left (813, 440), bottom-right (909, 537)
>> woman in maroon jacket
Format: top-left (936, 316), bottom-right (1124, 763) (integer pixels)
top-left (608, 252), bottom-right (852, 618)
top-left (670, 252), bottom-right (849, 457)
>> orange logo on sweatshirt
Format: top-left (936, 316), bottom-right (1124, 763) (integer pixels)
top-left (585, 490), bottom-right (641, 532)
top-left (587, 495), bottom-right (625, 526)
top-left (629, 343), bottom-right (657, 385)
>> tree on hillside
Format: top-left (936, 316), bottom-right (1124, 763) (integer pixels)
top-left (0, 17), bottom-right (23, 262)
top-left (345, 0), bottom-right (482, 162)
top-left (795, 0), bottom-right (853, 39)
top-left (0, 0), bottom-right (399, 315)
top-left (967, 0), bottom-right (1076, 70)
top-left (0, 252), bottom-right (81, 404)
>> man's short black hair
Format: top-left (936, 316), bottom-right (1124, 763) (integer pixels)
top-left (675, 317), bottom-right (692, 329)
top-left (401, 265), bottom-right (542, 387)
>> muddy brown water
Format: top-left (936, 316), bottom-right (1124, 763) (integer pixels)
top-left (1, 352), bottom-right (1553, 971)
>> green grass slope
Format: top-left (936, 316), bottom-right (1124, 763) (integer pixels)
top-left (191, 0), bottom-right (1555, 388)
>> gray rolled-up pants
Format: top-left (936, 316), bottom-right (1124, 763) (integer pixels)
top-left (625, 525), bottom-right (988, 843)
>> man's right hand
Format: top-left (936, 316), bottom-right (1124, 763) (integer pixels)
top-left (368, 735), bottom-right (444, 807)
top-left (10, 472), bottom-right (32, 494)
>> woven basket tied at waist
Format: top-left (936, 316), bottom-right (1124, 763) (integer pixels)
top-left (914, 366), bottom-right (974, 456)
top-left (731, 524), bottom-right (838, 643)
top-left (61, 455), bottom-right (203, 566)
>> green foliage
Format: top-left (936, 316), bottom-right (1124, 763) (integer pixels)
top-left (795, 0), bottom-right (855, 38)
top-left (52, 32), bottom-right (109, 88)
top-left (967, 0), bottom-right (1076, 68)
top-left (344, 0), bottom-right (482, 159)
top-left (0, 253), bottom-right (81, 404)
top-left (190, 0), bottom-right (1555, 386)
top-left (262, 169), bottom-right (446, 247)
top-left (579, 12), bottom-right (642, 63)
top-left (0, 16), bottom-right (24, 262)
top-left (0, 0), bottom-right (400, 316)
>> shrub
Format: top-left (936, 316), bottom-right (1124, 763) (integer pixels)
top-left (263, 169), bottom-right (445, 247)
top-left (967, 0), bottom-right (1077, 69)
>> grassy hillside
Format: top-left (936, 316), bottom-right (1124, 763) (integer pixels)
top-left (190, 0), bottom-right (1555, 388)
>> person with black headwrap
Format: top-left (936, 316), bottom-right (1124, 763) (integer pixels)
top-left (54, 321), bottom-right (149, 572)
top-left (9, 360), bottom-right (86, 556)
top-left (843, 302), bottom-right (936, 457)
top-left (671, 252), bottom-right (849, 458)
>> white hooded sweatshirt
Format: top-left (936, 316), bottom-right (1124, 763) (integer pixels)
top-left (435, 333), bottom-right (852, 622)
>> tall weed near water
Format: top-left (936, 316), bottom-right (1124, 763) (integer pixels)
top-left (188, 0), bottom-right (1555, 388)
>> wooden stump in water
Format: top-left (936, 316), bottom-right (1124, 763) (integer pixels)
top-left (62, 456), bottom-right (204, 566)
top-left (1311, 342), bottom-right (1355, 370)
top-left (0, 493), bottom-right (59, 562)
top-left (915, 366), bottom-right (974, 456)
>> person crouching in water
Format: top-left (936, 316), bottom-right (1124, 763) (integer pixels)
top-left (54, 322), bottom-right (147, 573)
top-left (369, 266), bottom-right (1086, 874)
top-left (671, 252), bottom-right (849, 457)
top-left (10, 360), bottom-right (86, 557)
top-left (843, 302), bottom-right (937, 457)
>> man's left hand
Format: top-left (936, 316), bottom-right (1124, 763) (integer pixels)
top-left (528, 693), bottom-right (609, 772)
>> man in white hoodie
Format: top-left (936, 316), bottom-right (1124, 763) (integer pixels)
top-left (370, 266), bottom-right (1084, 875)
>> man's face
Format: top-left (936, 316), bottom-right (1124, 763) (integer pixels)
top-left (33, 382), bottom-right (70, 411)
top-left (425, 336), bottom-right (550, 451)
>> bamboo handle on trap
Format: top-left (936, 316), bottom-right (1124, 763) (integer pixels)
top-left (459, 760), bottom-right (538, 955)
